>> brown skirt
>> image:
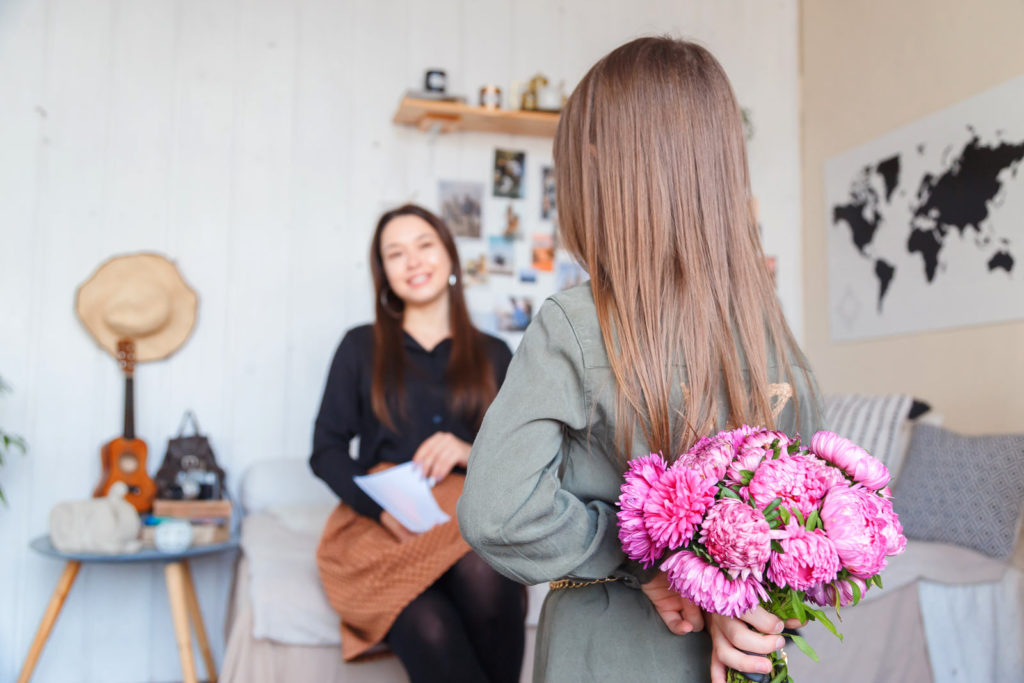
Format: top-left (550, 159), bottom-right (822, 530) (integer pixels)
top-left (316, 468), bottom-right (471, 661)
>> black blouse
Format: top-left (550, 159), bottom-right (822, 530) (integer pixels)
top-left (310, 324), bottom-right (513, 520)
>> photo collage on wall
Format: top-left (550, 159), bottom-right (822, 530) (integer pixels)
top-left (440, 148), bottom-right (587, 347)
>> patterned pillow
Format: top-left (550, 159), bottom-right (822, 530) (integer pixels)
top-left (893, 424), bottom-right (1024, 560)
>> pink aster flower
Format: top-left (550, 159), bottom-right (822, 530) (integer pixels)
top-left (617, 454), bottom-right (669, 568)
top-left (820, 485), bottom-right (888, 578)
top-left (806, 576), bottom-right (870, 608)
top-left (746, 452), bottom-right (834, 518)
top-left (726, 445), bottom-right (768, 487)
top-left (662, 550), bottom-right (768, 618)
top-left (719, 425), bottom-right (758, 450)
top-left (676, 436), bottom-right (734, 482)
top-left (643, 465), bottom-right (718, 550)
top-left (698, 499), bottom-right (771, 580)
top-left (767, 520), bottom-right (841, 591)
top-left (810, 431), bottom-right (890, 491)
top-left (740, 429), bottom-right (791, 452)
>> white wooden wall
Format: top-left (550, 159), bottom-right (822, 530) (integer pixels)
top-left (0, 1), bottom-right (800, 680)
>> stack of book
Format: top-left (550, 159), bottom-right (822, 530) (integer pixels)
top-left (143, 498), bottom-right (233, 547)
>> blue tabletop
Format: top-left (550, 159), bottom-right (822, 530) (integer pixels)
top-left (30, 534), bottom-right (239, 564)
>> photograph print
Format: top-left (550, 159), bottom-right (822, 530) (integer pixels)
top-left (439, 180), bottom-right (484, 238)
top-left (493, 148), bottom-right (526, 198)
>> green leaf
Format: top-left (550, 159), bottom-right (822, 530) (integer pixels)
top-left (720, 487), bottom-right (742, 501)
top-left (788, 442), bottom-right (800, 454)
top-left (739, 469), bottom-right (754, 485)
top-left (771, 539), bottom-right (784, 553)
top-left (763, 497), bottom-right (783, 514)
top-left (788, 634), bottom-right (820, 662)
top-left (851, 580), bottom-right (862, 605)
top-left (873, 574), bottom-right (884, 589)
top-left (779, 507), bottom-right (791, 524)
top-left (769, 669), bottom-right (788, 683)
top-left (805, 509), bottom-right (820, 530)
top-left (792, 508), bottom-right (805, 526)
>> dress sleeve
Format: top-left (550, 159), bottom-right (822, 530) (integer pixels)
top-left (309, 330), bottom-right (384, 520)
top-left (458, 300), bottom-right (626, 585)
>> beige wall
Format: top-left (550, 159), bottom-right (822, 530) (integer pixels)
top-left (801, 0), bottom-right (1024, 434)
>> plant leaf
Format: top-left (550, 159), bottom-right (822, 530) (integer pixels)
top-left (720, 487), bottom-right (742, 501)
top-left (788, 634), bottom-right (819, 662)
top-left (805, 509), bottom-right (820, 530)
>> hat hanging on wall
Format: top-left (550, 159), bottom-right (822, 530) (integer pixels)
top-left (76, 252), bottom-right (198, 362)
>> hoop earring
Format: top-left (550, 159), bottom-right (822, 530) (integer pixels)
top-left (379, 286), bottom-right (403, 318)
top-left (448, 273), bottom-right (457, 287)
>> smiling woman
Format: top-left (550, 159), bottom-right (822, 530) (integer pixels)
top-left (309, 204), bottom-right (526, 682)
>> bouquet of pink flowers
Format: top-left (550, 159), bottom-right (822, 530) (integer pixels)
top-left (617, 426), bottom-right (906, 683)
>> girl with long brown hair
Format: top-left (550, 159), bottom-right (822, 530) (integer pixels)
top-left (311, 204), bottom-right (525, 682)
top-left (459, 37), bottom-right (822, 682)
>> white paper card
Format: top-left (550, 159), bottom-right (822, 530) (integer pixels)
top-left (352, 462), bottom-right (450, 533)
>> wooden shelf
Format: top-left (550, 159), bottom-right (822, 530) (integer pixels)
top-left (393, 96), bottom-right (559, 138)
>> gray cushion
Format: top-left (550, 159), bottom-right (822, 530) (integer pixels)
top-left (893, 424), bottom-right (1024, 560)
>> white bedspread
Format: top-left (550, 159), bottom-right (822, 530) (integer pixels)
top-left (919, 566), bottom-right (1024, 683)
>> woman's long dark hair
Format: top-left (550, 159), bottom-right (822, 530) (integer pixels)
top-left (369, 204), bottom-right (497, 432)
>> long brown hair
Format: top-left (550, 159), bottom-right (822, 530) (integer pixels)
top-left (555, 37), bottom-right (813, 462)
top-left (369, 204), bottom-right (497, 432)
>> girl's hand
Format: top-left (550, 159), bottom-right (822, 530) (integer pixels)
top-left (641, 572), bottom-right (704, 634)
top-left (411, 432), bottom-right (472, 482)
top-left (708, 606), bottom-right (788, 683)
top-left (379, 511), bottom-right (417, 543)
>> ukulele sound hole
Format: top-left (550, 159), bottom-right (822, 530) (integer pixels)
top-left (119, 454), bottom-right (139, 473)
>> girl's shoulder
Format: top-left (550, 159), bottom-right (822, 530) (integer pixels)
top-left (337, 324), bottom-right (375, 357)
top-left (541, 283), bottom-right (608, 368)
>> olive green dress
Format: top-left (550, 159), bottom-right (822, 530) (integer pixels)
top-left (457, 284), bottom-right (823, 682)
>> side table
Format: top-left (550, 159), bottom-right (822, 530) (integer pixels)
top-left (18, 535), bottom-right (239, 683)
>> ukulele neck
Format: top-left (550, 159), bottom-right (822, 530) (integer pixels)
top-left (124, 375), bottom-right (135, 441)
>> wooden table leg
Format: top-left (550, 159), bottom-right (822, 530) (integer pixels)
top-left (181, 559), bottom-right (218, 682)
top-left (165, 561), bottom-right (199, 683)
top-left (17, 560), bottom-right (81, 683)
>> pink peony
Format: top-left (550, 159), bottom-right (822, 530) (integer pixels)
top-left (810, 431), bottom-right (890, 491)
top-left (862, 491), bottom-right (907, 557)
top-left (805, 576), bottom-right (870, 607)
top-left (617, 454), bottom-right (669, 567)
top-left (820, 485), bottom-right (888, 578)
top-left (698, 499), bottom-right (771, 580)
top-left (676, 436), bottom-right (734, 482)
top-left (662, 550), bottom-right (768, 618)
top-left (767, 520), bottom-right (841, 591)
top-left (643, 465), bottom-right (718, 550)
top-left (746, 452), bottom-right (834, 518)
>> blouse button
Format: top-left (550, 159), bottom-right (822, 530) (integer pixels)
top-left (432, 414), bottom-right (442, 425)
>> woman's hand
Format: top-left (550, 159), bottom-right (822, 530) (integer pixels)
top-left (379, 511), bottom-right (417, 543)
top-left (411, 432), bottom-right (472, 482)
top-left (707, 607), bottom-right (797, 683)
top-left (641, 572), bottom-right (704, 635)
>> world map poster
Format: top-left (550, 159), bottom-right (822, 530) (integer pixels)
top-left (825, 75), bottom-right (1024, 341)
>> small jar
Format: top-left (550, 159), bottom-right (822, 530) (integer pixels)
top-left (479, 85), bottom-right (502, 109)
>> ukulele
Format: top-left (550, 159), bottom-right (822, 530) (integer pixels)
top-left (94, 339), bottom-right (157, 512)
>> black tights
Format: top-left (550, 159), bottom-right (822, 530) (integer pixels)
top-left (385, 552), bottom-right (526, 683)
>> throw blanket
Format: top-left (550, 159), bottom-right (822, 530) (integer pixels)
top-left (823, 393), bottom-right (914, 475)
top-left (316, 467), bottom-right (470, 661)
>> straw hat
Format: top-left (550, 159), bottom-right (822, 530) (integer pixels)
top-left (76, 253), bottom-right (198, 363)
